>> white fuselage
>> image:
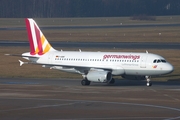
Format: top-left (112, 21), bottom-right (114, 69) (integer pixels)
top-left (23, 51), bottom-right (174, 76)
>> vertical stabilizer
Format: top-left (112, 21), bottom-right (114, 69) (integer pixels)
top-left (25, 18), bottom-right (55, 55)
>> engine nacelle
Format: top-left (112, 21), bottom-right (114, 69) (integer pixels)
top-left (121, 75), bottom-right (145, 80)
top-left (86, 71), bottom-right (112, 83)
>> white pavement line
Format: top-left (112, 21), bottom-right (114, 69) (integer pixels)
top-left (164, 116), bottom-right (180, 120)
top-left (1, 97), bottom-right (180, 112)
top-left (163, 94), bottom-right (180, 101)
top-left (0, 102), bottom-right (79, 112)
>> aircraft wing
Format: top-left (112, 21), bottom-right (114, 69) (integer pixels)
top-left (42, 64), bottom-right (112, 75)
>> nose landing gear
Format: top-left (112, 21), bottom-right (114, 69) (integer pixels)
top-left (146, 76), bottom-right (152, 87)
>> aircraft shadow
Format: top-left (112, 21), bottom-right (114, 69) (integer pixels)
top-left (90, 78), bottom-right (180, 87)
top-left (164, 74), bottom-right (180, 82)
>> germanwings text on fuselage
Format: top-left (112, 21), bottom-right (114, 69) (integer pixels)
top-left (103, 54), bottom-right (140, 60)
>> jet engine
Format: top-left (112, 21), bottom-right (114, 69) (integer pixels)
top-left (121, 75), bottom-right (145, 80)
top-left (86, 71), bottom-right (112, 83)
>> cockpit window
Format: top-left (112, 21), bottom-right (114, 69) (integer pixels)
top-left (153, 59), bottom-right (166, 63)
top-left (153, 60), bottom-right (157, 63)
top-left (161, 59), bottom-right (166, 63)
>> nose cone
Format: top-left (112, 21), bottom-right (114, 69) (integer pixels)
top-left (165, 63), bottom-right (174, 74)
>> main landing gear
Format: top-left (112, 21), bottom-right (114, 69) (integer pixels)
top-left (109, 78), bottom-right (115, 84)
top-left (81, 79), bottom-right (91, 86)
top-left (146, 76), bottom-right (152, 87)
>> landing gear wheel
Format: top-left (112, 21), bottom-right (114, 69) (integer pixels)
top-left (146, 82), bottom-right (152, 87)
top-left (109, 78), bottom-right (115, 84)
top-left (81, 79), bottom-right (91, 86)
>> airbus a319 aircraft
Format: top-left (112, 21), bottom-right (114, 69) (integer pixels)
top-left (9, 18), bottom-right (174, 86)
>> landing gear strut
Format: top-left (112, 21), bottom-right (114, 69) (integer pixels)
top-left (146, 76), bottom-right (152, 87)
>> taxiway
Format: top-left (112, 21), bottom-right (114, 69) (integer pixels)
top-left (0, 78), bottom-right (180, 119)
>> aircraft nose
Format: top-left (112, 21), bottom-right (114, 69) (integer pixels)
top-left (167, 63), bottom-right (174, 74)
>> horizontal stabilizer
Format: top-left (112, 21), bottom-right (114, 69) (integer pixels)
top-left (19, 60), bottom-right (28, 66)
top-left (5, 54), bottom-right (22, 57)
top-left (5, 54), bottom-right (39, 59)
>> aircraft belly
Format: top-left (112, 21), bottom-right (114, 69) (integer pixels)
top-left (125, 69), bottom-right (168, 76)
top-left (125, 69), bottom-right (153, 76)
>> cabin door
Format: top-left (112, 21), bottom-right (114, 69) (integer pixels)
top-left (140, 56), bottom-right (147, 68)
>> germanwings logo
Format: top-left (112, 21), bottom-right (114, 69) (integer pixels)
top-left (25, 18), bottom-right (52, 55)
top-left (103, 54), bottom-right (140, 60)
top-left (152, 65), bottom-right (157, 68)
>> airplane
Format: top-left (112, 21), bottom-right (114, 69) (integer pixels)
top-left (7, 18), bottom-right (174, 86)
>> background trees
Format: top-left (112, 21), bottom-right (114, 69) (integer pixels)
top-left (0, 0), bottom-right (179, 18)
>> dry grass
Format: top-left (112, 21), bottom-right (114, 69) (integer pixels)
top-left (0, 47), bottom-right (179, 81)
top-left (0, 27), bottom-right (180, 43)
top-left (0, 16), bottom-right (180, 43)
